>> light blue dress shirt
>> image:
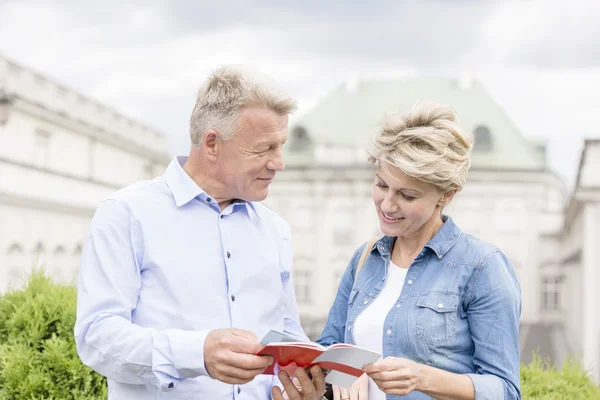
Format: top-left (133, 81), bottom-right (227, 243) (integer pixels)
top-left (75, 156), bottom-right (306, 400)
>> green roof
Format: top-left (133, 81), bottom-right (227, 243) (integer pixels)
top-left (286, 77), bottom-right (546, 170)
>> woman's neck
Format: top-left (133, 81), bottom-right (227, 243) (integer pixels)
top-left (393, 214), bottom-right (444, 261)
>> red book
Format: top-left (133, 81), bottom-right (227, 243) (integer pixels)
top-left (258, 330), bottom-right (381, 388)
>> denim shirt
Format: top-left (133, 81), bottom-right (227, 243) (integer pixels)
top-left (318, 216), bottom-right (521, 400)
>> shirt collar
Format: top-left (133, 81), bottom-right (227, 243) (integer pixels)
top-left (163, 156), bottom-right (263, 220)
top-left (164, 156), bottom-right (203, 207)
top-left (373, 215), bottom-right (461, 259)
top-left (424, 215), bottom-right (461, 259)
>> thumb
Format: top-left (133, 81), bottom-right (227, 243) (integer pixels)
top-left (230, 329), bottom-right (263, 353)
top-left (231, 328), bottom-right (259, 341)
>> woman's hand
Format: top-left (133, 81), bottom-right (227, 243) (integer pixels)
top-left (332, 373), bottom-right (369, 399)
top-left (363, 357), bottom-right (423, 397)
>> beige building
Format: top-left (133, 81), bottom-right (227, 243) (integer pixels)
top-left (546, 139), bottom-right (600, 382)
top-left (0, 55), bottom-right (169, 292)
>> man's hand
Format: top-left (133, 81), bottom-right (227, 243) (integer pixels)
top-left (204, 328), bottom-right (273, 384)
top-left (272, 366), bottom-right (326, 400)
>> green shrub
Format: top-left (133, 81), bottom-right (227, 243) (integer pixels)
top-left (2, 271), bottom-right (600, 399)
top-left (520, 354), bottom-right (600, 399)
top-left (0, 270), bottom-right (107, 399)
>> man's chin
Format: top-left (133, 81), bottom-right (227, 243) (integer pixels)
top-left (245, 189), bottom-right (269, 203)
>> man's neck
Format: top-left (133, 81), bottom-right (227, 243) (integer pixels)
top-left (183, 157), bottom-right (233, 212)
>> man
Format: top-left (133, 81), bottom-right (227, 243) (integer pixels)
top-left (75, 66), bottom-right (325, 399)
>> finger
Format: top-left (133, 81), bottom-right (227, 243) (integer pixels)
top-left (349, 383), bottom-right (359, 399)
top-left (227, 352), bottom-right (273, 370)
top-left (229, 333), bottom-right (266, 354)
top-left (333, 385), bottom-right (341, 400)
top-left (358, 375), bottom-right (369, 399)
top-left (294, 367), bottom-right (317, 396)
top-left (230, 328), bottom-right (259, 341)
top-left (212, 361), bottom-right (270, 383)
top-left (309, 365), bottom-right (326, 394)
top-left (340, 386), bottom-right (349, 400)
top-left (278, 371), bottom-right (302, 400)
top-left (362, 361), bottom-right (384, 375)
top-left (272, 386), bottom-right (285, 400)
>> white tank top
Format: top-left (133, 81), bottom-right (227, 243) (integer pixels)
top-left (353, 261), bottom-right (408, 400)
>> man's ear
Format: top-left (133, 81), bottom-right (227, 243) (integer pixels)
top-left (438, 190), bottom-right (457, 207)
top-left (202, 130), bottom-right (219, 160)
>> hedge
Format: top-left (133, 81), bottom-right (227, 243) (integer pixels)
top-left (0, 271), bottom-right (599, 399)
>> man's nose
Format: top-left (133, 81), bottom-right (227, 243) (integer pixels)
top-left (267, 149), bottom-right (285, 171)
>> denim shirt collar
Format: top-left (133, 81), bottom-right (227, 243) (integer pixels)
top-left (373, 215), bottom-right (462, 259)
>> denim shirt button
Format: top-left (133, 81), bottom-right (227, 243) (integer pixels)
top-left (386, 329), bottom-right (392, 335)
top-left (396, 304), bottom-right (401, 308)
top-left (407, 280), bottom-right (413, 285)
top-left (347, 325), bottom-right (352, 331)
top-left (438, 303), bottom-right (444, 309)
top-left (363, 300), bottom-right (368, 305)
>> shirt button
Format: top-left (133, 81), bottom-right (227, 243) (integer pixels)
top-left (168, 382), bottom-right (174, 389)
top-left (206, 197), bottom-right (212, 202)
top-left (237, 387), bottom-right (241, 394)
top-left (438, 303), bottom-right (444, 309)
top-left (227, 251), bottom-right (231, 258)
top-left (220, 215), bottom-right (224, 219)
top-left (386, 329), bottom-right (392, 335)
top-left (407, 280), bottom-right (413, 285)
top-left (363, 300), bottom-right (368, 305)
top-left (396, 304), bottom-right (401, 308)
top-left (231, 295), bottom-right (236, 302)
top-left (347, 325), bottom-right (352, 331)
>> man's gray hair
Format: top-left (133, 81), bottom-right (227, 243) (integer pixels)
top-left (189, 65), bottom-right (297, 144)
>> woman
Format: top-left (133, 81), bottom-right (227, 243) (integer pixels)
top-left (317, 102), bottom-right (521, 400)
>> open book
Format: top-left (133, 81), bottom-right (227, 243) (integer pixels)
top-left (258, 330), bottom-right (382, 388)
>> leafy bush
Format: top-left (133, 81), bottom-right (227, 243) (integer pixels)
top-left (0, 270), bottom-right (107, 399)
top-left (521, 354), bottom-right (600, 399)
top-left (1, 271), bottom-right (600, 399)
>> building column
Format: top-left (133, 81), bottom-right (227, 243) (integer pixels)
top-left (582, 203), bottom-right (599, 383)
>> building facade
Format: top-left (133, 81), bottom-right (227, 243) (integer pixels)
top-left (0, 56), bottom-right (170, 292)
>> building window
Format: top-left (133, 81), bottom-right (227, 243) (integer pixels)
top-left (473, 125), bottom-right (493, 151)
top-left (541, 276), bottom-right (562, 311)
top-left (293, 270), bottom-right (312, 304)
top-left (33, 129), bottom-right (52, 168)
top-left (6, 243), bottom-right (24, 289)
top-left (7, 243), bottom-right (23, 255)
top-left (288, 126), bottom-right (312, 152)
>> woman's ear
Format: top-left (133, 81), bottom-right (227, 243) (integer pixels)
top-left (438, 190), bottom-right (457, 207)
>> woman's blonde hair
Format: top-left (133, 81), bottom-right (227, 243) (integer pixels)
top-left (367, 101), bottom-right (474, 193)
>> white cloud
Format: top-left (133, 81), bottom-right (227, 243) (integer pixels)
top-left (1, 0), bottom-right (599, 186)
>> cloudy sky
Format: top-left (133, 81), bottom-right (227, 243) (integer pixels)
top-left (1, 0), bottom-right (599, 187)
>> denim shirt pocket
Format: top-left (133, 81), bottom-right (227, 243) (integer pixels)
top-left (415, 292), bottom-right (459, 347)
